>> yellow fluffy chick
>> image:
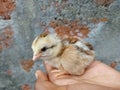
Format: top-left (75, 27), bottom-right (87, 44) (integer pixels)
top-left (31, 32), bottom-right (95, 75)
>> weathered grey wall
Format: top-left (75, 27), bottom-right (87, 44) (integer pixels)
top-left (0, 0), bottom-right (120, 89)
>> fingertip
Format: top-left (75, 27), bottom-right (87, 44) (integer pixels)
top-left (35, 70), bottom-right (41, 79)
top-left (35, 70), bottom-right (48, 81)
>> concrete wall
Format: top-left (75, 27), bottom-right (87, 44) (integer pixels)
top-left (0, 0), bottom-right (120, 89)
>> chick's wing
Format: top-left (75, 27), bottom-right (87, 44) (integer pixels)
top-left (60, 44), bottom-right (94, 75)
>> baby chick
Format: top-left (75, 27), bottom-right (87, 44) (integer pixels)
top-left (31, 32), bottom-right (95, 75)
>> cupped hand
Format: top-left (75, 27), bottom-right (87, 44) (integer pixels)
top-left (35, 60), bottom-right (120, 90)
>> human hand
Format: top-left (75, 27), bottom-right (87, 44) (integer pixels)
top-left (35, 61), bottom-right (120, 90)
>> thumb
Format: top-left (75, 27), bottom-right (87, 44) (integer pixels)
top-left (35, 70), bottom-right (48, 82)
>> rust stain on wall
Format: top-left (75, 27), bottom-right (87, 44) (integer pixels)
top-left (0, 0), bottom-right (16, 20)
top-left (94, 0), bottom-right (114, 6)
top-left (110, 61), bottom-right (118, 69)
top-left (0, 26), bottom-right (14, 52)
top-left (48, 19), bottom-right (90, 39)
top-left (20, 59), bottom-right (34, 72)
top-left (6, 69), bottom-right (13, 75)
top-left (91, 17), bottom-right (108, 24)
top-left (21, 84), bottom-right (32, 90)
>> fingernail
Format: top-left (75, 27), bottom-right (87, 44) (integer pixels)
top-left (44, 61), bottom-right (48, 64)
top-left (35, 71), bottom-right (39, 79)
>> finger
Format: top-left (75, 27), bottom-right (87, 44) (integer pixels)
top-left (43, 61), bottom-right (56, 74)
top-left (86, 60), bottom-right (100, 69)
top-left (35, 70), bottom-right (48, 82)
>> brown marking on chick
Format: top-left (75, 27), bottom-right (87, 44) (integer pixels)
top-left (76, 46), bottom-right (93, 55)
top-left (84, 42), bottom-right (94, 50)
top-left (40, 31), bottom-right (48, 38)
top-left (68, 37), bottom-right (79, 44)
top-left (34, 32), bottom-right (48, 45)
top-left (57, 46), bottom-right (65, 57)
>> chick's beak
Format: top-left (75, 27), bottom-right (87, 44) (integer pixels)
top-left (32, 53), bottom-right (41, 61)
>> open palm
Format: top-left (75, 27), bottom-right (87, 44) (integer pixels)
top-left (35, 60), bottom-right (120, 90)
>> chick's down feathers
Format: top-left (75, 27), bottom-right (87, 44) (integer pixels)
top-left (32, 32), bottom-right (95, 75)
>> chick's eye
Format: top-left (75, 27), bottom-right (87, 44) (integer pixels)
top-left (41, 47), bottom-right (47, 52)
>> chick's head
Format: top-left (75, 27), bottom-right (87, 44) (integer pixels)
top-left (32, 33), bottom-right (62, 61)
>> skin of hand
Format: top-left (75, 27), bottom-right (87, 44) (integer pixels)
top-left (35, 60), bottom-right (120, 90)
